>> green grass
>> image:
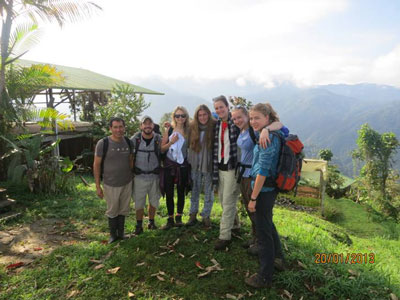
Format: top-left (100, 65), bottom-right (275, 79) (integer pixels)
top-left (0, 177), bottom-right (399, 299)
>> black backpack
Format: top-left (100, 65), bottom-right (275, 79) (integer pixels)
top-left (100, 136), bottom-right (132, 180)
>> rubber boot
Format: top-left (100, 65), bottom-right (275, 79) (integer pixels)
top-left (117, 215), bottom-right (127, 240)
top-left (108, 217), bottom-right (119, 244)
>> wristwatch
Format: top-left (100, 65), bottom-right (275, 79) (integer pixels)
top-left (250, 197), bottom-right (257, 202)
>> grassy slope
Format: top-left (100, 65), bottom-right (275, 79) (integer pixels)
top-left (0, 177), bottom-right (399, 300)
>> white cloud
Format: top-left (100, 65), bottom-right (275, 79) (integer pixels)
top-left (370, 45), bottom-right (400, 86)
top-left (28, 0), bottom-right (400, 88)
top-left (24, 0), bottom-right (347, 72)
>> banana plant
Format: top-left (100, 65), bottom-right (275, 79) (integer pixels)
top-left (1, 107), bottom-right (76, 193)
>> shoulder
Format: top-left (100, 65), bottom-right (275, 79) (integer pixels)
top-left (154, 133), bottom-right (161, 142)
top-left (131, 132), bottom-right (141, 143)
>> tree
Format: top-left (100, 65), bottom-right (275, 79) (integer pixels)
top-left (95, 84), bottom-right (150, 137)
top-left (1, 0), bottom-right (101, 103)
top-left (352, 123), bottom-right (400, 219)
top-left (159, 112), bottom-right (172, 127)
top-left (318, 148), bottom-right (345, 198)
top-left (319, 149), bottom-right (333, 162)
top-left (228, 96), bottom-right (253, 110)
top-left (0, 0), bottom-right (101, 179)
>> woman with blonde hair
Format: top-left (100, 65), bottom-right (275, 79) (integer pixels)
top-left (160, 106), bottom-right (191, 229)
top-left (186, 104), bottom-right (216, 228)
top-left (245, 102), bottom-right (285, 289)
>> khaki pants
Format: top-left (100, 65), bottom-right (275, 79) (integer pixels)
top-left (218, 169), bottom-right (240, 240)
top-left (104, 180), bottom-right (132, 218)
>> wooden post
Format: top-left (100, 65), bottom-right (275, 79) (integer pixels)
top-left (319, 169), bottom-right (326, 216)
top-left (73, 90), bottom-right (77, 121)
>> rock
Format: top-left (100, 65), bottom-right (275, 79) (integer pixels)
top-left (0, 232), bottom-right (14, 245)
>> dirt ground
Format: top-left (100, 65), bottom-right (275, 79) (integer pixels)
top-left (0, 219), bottom-right (87, 267)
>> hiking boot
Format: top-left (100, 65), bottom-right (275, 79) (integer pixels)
top-left (161, 217), bottom-right (175, 230)
top-left (245, 274), bottom-right (272, 289)
top-left (214, 239), bottom-right (231, 251)
top-left (117, 215), bottom-right (128, 240)
top-left (108, 217), bottom-right (119, 244)
top-left (231, 228), bottom-right (241, 236)
top-left (148, 222), bottom-right (158, 230)
top-left (186, 213), bottom-right (198, 226)
top-left (242, 237), bottom-right (256, 249)
top-left (274, 258), bottom-right (287, 272)
top-left (175, 215), bottom-right (183, 227)
top-left (134, 225), bottom-right (143, 235)
top-left (202, 217), bottom-right (211, 229)
top-left (247, 244), bottom-right (259, 256)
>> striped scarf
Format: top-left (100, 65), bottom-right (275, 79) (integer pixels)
top-left (212, 114), bottom-right (239, 184)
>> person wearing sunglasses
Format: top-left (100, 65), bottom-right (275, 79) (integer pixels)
top-left (160, 106), bottom-right (191, 229)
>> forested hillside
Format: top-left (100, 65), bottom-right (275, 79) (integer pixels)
top-left (140, 79), bottom-right (400, 176)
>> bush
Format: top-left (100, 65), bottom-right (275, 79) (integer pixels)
top-left (323, 206), bottom-right (343, 222)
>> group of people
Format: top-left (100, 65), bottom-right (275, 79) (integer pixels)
top-left (93, 95), bottom-right (288, 288)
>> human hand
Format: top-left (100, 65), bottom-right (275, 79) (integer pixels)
top-left (164, 121), bottom-right (171, 129)
top-left (259, 127), bottom-right (270, 149)
top-left (96, 186), bottom-right (104, 198)
top-left (248, 200), bottom-right (256, 212)
top-left (170, 133), bottom-right (179, 144)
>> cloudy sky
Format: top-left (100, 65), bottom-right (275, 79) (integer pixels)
top-left (23, 0), bottom-right (400, 88)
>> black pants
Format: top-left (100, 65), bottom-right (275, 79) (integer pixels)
top-left (256, 190), bottom-right (284, 281)
top-left (164, 166), bottom-right (188, 216)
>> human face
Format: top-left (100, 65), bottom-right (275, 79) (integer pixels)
top-left (197, 109), bottom-right (209, 125)
top-left (249, 110), bottom-right (269, 132)
top-left (213, 100), bottom-right (229, 121)
top-left (232, 109), bottom-right (249, 130)
top-left (174, 109), bottom-right (187, 125)
top-left (141, 119), bottom-right (154, 136)
top-left (110, 120), bottom-right (125, 139)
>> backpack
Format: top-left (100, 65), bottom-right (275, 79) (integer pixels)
top-left (132, 132), bottom-right (162, 174)
top-left (265, 132), bottom-right (304, 194)
top-left (100, 136), bottom-right (132, 180)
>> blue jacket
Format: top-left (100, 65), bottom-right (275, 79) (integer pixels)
top-left (251, 130), bottom-right (282, 192)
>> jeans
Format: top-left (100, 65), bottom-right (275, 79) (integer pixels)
top-left (189, 169), bottom-right (214, 218)
top-left (256, 190), bottom-right (284, 281)
top-left (240, 177), bottom-right (256, 238)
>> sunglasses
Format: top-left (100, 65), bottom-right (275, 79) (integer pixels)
top-left (174, 114), bottom-right (186, 119)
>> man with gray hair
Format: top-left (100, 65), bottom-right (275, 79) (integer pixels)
top-left (131, 116), bottom-right (163, 234)
top-left (93, 117), bottom-right (134, 243)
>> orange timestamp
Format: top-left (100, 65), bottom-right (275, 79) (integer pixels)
top-left (314, 253), bottom-right (375, 264)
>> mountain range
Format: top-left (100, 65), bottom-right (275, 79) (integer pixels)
top-left (134, 77), bottom-right (400, 176)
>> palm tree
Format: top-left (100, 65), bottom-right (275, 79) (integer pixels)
top-left (0, 0), bottom-right (101, 179)
top-left (0, 0), bottom-right (101, 116)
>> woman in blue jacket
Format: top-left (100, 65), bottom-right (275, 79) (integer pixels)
top-left (245, 103), bottom-right (285, 289)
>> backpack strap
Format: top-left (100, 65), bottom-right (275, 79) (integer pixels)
top-left (154, 133), bottom-right (162, 166)
top-left (132, 132), bottom-right (141, 160)
top-left (124, 136), bottom-right (133, 154)
top-left (249, 126), bottom-right (258, 145)
top-left (168, 127), bottom-right (173, 137)
top-left (100, 137), bottom-right (109, 180)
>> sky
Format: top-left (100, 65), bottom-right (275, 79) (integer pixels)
top-left (22, 0), bottom-right (400, 88)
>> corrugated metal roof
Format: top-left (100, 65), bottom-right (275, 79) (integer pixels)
top-left (15, 59), bottom-right (164, 95)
